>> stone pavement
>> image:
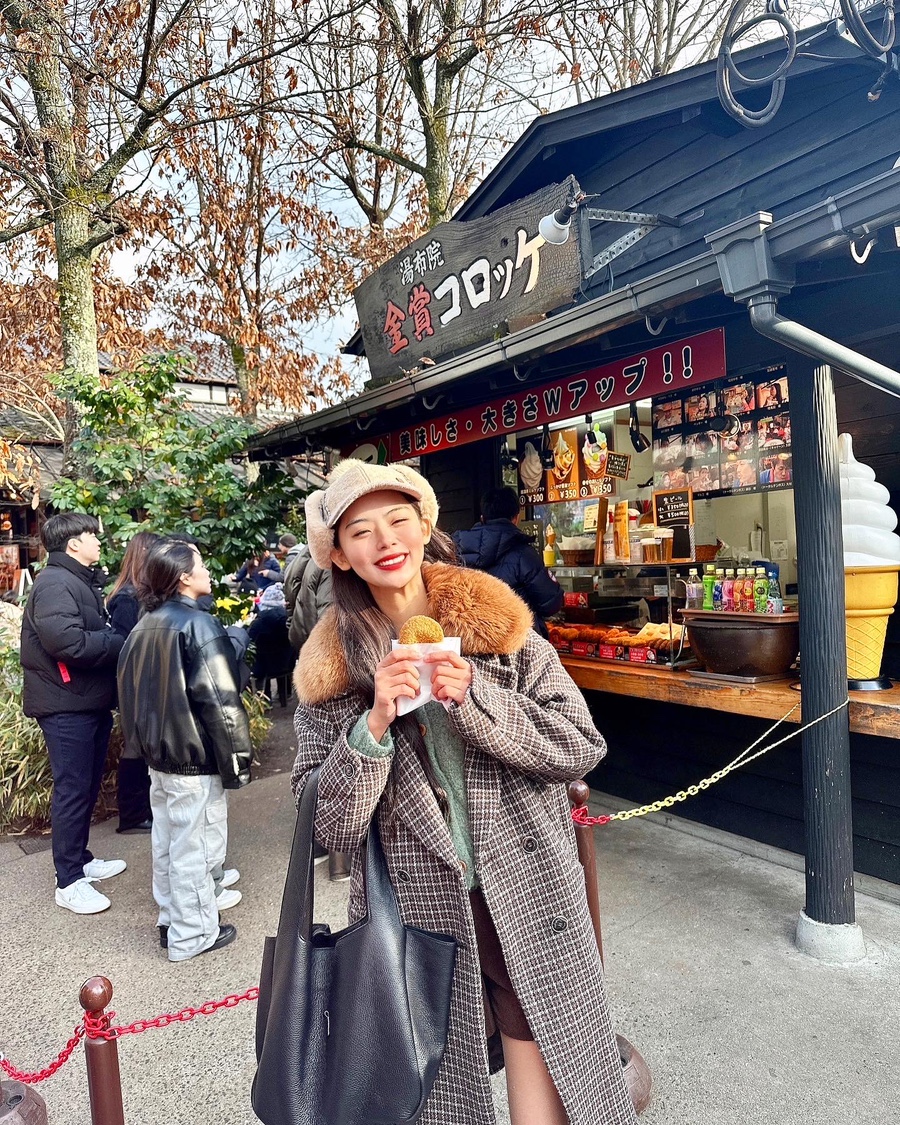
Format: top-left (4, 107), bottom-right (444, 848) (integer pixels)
top-left (1, 710), bottom-right (898, 1124)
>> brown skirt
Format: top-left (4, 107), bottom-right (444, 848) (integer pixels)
top-left (469, 889), bottom-right (534, 1042)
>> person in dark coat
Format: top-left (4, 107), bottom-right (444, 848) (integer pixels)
top-left (283, 543), bottom-right (333, 651)
top-left (20, 512), bottom-right (126, 915)
top-left (117, 539), bottom-right (252, 960)
top-left (107, 530), bottom-right (162, 834)
top-left (234, 548), bottom-right (280, 593)
top-left (247, 583), bottom-right (295, 706)
top-left (452, 487), bottom-right (563, 637)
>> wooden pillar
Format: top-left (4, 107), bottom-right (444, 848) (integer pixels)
top-left (788, 357), bottom-right (856, 929)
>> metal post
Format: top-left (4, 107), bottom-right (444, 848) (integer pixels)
top-left (567, 782), bottom-right (652, 1115)
top-left (79, 977), bottom-right (125, 1125)
top-left (788, 357), bottom-right (865, 961)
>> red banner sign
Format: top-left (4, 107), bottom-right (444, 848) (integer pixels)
top-left (344, 328), bottom-right (726, 463)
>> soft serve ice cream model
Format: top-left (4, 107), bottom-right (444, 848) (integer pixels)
top-left (840, 433), bottom-right (900, 565)
top-left (518, 441), bottom-right (544, 491)
top-left (840, 433), bottom-right (900, 683)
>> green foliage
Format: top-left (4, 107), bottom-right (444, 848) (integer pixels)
top-left (51, 353), bottom-right (298, 577)
top-left (243, 688), bottom-right (273, 754)
top-left (0, 648), bottom-right (54, 832)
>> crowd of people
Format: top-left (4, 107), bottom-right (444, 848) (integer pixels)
top-left (19, 515), bottom-right (328, 960)
top-left (20, 473), bottom-right (635, 1122)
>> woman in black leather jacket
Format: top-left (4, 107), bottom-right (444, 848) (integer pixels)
top-left (117, 539), bottom-right (252, 961)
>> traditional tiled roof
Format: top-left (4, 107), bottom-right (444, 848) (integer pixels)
top-left (0, 407), bottom-right (62, 444)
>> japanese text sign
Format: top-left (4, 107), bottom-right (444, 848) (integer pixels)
top-left (353, 178), bottom-right (587, 383)
top-left (346, 329), bottom-right (726, 463)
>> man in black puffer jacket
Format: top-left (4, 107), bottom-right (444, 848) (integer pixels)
top-left (21, 513), bottom-right (126, 915)
top-left (452, 486), bottom-right (563, 637)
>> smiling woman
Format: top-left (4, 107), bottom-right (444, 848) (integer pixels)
top-left (277, 458), bottom-right (638, 1125)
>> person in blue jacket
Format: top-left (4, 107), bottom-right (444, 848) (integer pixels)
top-left (452, 487), bottom-right (563, 637)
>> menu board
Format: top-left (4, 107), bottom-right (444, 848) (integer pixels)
top-left (517, 423), bottom-right (618, 507)
top-left (652, 367), bottom-right (790, 498)
top-left (653, 487), bottom-right (694, 560)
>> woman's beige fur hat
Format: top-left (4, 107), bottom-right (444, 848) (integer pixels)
top-left (305, 459), bottom-right (440, 569)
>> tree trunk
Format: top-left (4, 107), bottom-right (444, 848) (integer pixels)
top-left (55, 202), bottom-right (100, 472)
top-left (229, 340), bottom-right (259, 422)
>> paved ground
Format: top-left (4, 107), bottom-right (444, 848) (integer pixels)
top-left (1, 708), bottom-right (899, 1124)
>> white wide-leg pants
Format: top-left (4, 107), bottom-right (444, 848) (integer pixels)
top-left (149, 770), bottom-right (227, 961)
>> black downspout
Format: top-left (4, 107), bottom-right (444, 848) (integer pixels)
top-left (787, 358), bottom-right (856, 929)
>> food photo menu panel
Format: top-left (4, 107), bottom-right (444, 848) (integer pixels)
top-left (652, 367), bottom-right (791, 499)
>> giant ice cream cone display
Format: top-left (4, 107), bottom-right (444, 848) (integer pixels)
top-left (839, 434), bottom-right (900, 683)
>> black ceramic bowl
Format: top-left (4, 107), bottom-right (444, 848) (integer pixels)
top-left (681, 610), bottom-right (800, 677)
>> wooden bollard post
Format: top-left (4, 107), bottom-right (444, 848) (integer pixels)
top-left (567, 781), bottom-right (653, 1116)
top-left (79, 978), bottom-right (125, 1125)
top-left (568, 780), bottom-right (605, 963)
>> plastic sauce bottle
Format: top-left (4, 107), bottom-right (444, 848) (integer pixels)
top-left (702, 564), bottom-right (716, 611)
top-left (723, 568), bottom-right (735, 612)
top-left (713, 568), bottom-right (725, 611)
top-left (754, 567), bottom-right (769, 613)
top-left (766, 564), bottom-right (784, 615)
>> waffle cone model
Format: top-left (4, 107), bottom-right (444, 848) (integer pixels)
top-left (844, 565), bottom-right (900, 680)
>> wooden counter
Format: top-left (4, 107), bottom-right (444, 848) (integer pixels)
top-left (561, 656), bottom-right (900, 740)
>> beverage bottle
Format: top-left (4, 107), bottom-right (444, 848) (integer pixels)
top-left (702, 564), bottom-right (716, 610)
top-left (734, 568), bottom-right (746, 612)
top-left (723, 568), bottom-right (735, 612)
top-left (766, 564), bottom-right (784, 615)
top-left (753, 567), bottom-right (768, 613)
top-left (713, 568), bottom-right (725, 611)
top-left (684, 568), bottom-right (701, 609)
top-left (602, 514), bottom-right (615, 563)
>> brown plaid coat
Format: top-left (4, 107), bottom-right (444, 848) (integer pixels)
top-left (291, 564), bottom-right (637, 1125)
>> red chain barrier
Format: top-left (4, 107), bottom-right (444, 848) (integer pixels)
top-left (86, 987), bottom-right (259, 1041)
top-left (0, 987), bottom-right (259, 1084)
top-left (571, 807), bottom-right (612, 827)
top-left (1, 1026), bottom-right (85, 1084)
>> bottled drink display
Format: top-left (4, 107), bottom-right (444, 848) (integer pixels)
top-left (713, 568), bottom-right (725, 611)
top-left (702, 564), bottom-right (716, 611)
top-left (685, 562), bottom-right (785, 614)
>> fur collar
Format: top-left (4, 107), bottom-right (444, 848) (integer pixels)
top-left (293, 563), bottom-right (533, 706)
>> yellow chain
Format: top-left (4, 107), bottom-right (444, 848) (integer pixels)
top-left (605, 698), bottom-right (849, 823)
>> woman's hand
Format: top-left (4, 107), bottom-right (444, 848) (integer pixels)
top-left (369, 651), bottom-right (421, 741)
top-left (425, 650), bottom-right (473, 706)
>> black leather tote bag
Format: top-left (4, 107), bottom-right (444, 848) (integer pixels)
top-left (252, 767), bottom-right (457, 1125)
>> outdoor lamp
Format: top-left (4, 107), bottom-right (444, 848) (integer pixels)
top-left (629, 402), bottom-right (651, 452)
top-left (538, 196), bottom-right (581, 245)
top-left (500, 435), bottom-right (518, 468)
top-left (540, 424), bottom-right (556, 470)
top-left (708, 399), bottom-right (742, 437)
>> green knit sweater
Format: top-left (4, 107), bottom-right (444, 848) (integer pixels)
top-left (348, 702), bottom-right (477, 889)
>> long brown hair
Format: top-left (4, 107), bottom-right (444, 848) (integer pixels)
top-left (108, 531), bottom-right (163, 601)
top-left (330, 502), bottom-right (459, 825)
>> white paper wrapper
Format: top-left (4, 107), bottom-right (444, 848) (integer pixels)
top-left (390, 637), bottom-right (462, 716)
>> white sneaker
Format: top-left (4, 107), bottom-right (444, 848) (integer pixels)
top-left (221, 868), bottom-right (240, 888)
top-left (216, 887), bottom-right (242, 910)
top-left (83, 858), bottom-right (127, 880)
top-left (56, 878), bottom-right (111, 915)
